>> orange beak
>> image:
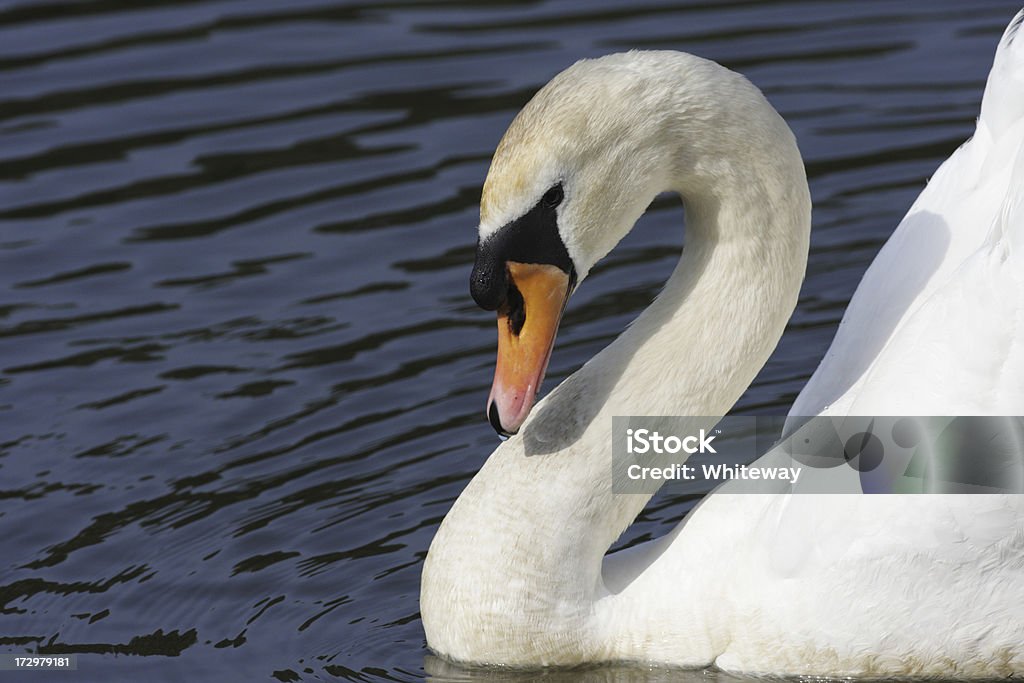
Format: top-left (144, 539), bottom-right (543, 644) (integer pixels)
top-left (487, 262), bottom-right (571, 436)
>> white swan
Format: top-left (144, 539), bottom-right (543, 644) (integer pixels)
top-left (422, 10), bottom-right (1024, 677)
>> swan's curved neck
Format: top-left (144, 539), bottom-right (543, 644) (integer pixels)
top-left (422, 59), bottom-right (811, 666)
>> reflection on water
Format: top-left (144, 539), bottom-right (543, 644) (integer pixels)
top-left (425, 655), bottom-right (753, 682)
top-left (0, 0), bottom-right (1018, 680)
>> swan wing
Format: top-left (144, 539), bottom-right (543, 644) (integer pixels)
top-left (790, 9), bottom-right (1024, 418)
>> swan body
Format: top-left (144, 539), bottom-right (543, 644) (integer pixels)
top-left (422, 11), bottom-right (1024, 676)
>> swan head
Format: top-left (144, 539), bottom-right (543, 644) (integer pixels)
top-left (471, 54), bottom-right (683, 436)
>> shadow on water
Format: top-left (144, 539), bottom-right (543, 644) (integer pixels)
top-left (0, 0), bottom-right (1016, 680)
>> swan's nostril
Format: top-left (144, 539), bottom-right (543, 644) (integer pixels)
top-left (505, 281), bottom-right (526, 336)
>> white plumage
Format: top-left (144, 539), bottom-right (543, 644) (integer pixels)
top-left (421, 10), bottom-right (1024, 676)
top-left (792, 10), bottom-right (1024, 418)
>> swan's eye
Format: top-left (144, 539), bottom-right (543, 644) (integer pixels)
top-left (541, 185), bottom-right (563, 208)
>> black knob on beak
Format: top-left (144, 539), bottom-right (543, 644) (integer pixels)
top-left (470, 238), bottom-right (508, 311)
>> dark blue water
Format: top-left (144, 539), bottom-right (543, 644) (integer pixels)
top-left (0, 0), bottom-right (1019, 680)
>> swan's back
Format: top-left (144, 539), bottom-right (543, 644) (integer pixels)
top-left (790, 10), bottom-right (1024, 417)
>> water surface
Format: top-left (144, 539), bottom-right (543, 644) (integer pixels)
top-left (0, 0), bottom-right (1018, 680)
